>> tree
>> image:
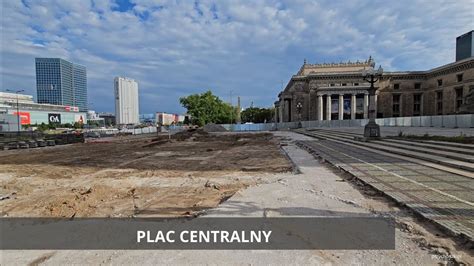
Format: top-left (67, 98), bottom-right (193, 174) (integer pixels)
top-left (179, 90), bottom-right (237, 126)
top-left (74, 122), bottom-right (85, 129)
top-left (241, 107), bottom-right (275, 123)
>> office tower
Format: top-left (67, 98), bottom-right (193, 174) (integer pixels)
top-left (114, 76), bottom-right (139, 124)
top-left (35, 58), bottom-right (88, 111)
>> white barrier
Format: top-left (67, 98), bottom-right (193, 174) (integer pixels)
top-left (120, 126), bottom-right (158, 135)
top-left (219, 114), bottom-right (474, 132)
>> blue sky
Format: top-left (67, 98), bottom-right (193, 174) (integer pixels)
top-left (1, 0), bottom-right (473, 114)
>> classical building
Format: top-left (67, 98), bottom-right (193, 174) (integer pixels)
top-left (275, 33), bottom-right (474, 122)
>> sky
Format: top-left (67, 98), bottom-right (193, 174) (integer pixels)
top-left (1, 0), bottom-right (473, 114)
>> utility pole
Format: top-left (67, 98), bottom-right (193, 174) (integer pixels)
top-left (229, 90), bottom-right (233, 124)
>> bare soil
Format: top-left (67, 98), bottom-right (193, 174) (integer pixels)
top-left (0, 131), bottom-right (291, 218)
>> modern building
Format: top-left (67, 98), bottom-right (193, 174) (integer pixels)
top-left (86, 110), bottom-right (105, 127)
top-left (275, 32), bottom-right (474, 122)
top-left (0, 91), bottom-right (87, 130)
top-left (98, 112), bottom-right (116, 126)
top-left (456, 30), bottom-right (473, 61)
top-left (114, 77), bottom-right (139, 125)
top-left (35, 58), bottom-right (88, 111)
top-left (139, 113), bottom-right (156, 124)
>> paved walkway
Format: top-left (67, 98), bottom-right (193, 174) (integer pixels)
top-left (298, 139), bottom-right (474, 243)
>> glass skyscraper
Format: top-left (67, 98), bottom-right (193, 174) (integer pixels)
top-left (35, 58), bottom-right (88, 111)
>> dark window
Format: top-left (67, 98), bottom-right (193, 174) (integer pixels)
top-left (392, 94), bottom-right (400, 117)
top-left (455, 87), bottom-right (463, 111)
top-left (342, 83), bottom-right (347, 86)
top-left (436, 91), bottom-right (443, 114)
top-left (414, 83), bottom-right (421, 90)
top-left (457, 74), bottom-right (463, 82)
top-left (437, 79), bottom-right (442, 86)
top-left (413, 94), bottom-right (422, 116)
top-left (354, 83), bottom-right (359, 86)
top-left (393, 83), bottom-right (400, 90)
top-left (330, 83), bottom-right (335, 87)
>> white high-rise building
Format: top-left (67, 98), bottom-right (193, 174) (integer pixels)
top-left (114, 77), bottom-right (139, 125)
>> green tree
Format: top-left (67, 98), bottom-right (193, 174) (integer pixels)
top-left (241, 107), bottom-right (275, 123)
top-left (74, 122), bottom-right (85, 129)
top-left (179, 90), bottom-right (237, 126)
top-left (36, 123), bottom-right (50, 132)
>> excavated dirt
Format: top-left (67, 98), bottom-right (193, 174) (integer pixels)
top-left (0, 132), bottom-right (291, 218)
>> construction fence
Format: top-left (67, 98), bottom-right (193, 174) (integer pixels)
top-left (220, 114), bottom-right (474, 132)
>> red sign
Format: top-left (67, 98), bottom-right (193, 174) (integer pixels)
top-left (13, 112), bottom-right (31, 125)
top-left (65, 106), bottom-right (79, 112)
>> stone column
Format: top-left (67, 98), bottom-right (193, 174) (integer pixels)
top-left (317, 95), bottom-right (323, 120)
top-left (326, 95), bottom-right (332, 120)
top-left (363, 93), bottom-right (369, 119)
top-left (351, 94), bottom-right (356, 120)
top-left (338, 94), bottom-right (344, 120)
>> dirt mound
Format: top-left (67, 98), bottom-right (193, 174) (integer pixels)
top-left (203, 123), bottom-right (228, 132)
top-left (173, 128), bottom-right (209, 140)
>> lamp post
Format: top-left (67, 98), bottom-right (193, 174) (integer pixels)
top-left (361, 65), bottom-right (383, 139)
top-left (6, 89), bottom-right (25, 135)
top-left (296, 101), bottom-right (303, 128)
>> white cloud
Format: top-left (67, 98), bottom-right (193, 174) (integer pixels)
top-left (1, 0), bottom-right (472, 113)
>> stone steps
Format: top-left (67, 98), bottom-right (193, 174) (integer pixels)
top-left (294, 129), bottom-right (474, 177)
top-left (383, 138), bottom-right (474, 156)
top-left (370, 140), bottom-right (474, 163)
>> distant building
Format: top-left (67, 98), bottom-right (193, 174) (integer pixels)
top-left (98, 112), bottom-right (116, 126)
top-left (139, 113), bottom-right (156, 124)
top-left (0, 91), bottom-right (87, 129)
top-left (87, 110), bottom-right (105, 127)
top-left (35, 58), bottom-right (88, 111)
top-left (456, 30), bottom-right (474, 62)
top-left (114, 77), bottom-right (139, 125)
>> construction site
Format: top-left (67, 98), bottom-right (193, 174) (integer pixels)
top-left (1, 125), bottom-right (474, 264)
top-left (0, 129), bottom-right (291, 218)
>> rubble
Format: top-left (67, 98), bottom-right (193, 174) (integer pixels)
top-left (203, 123), bottom-right (228, 132)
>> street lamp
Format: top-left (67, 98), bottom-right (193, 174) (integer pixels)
top-left (6, 89), bottom-right (25, 135)
top-left (296, 101), bottom-right (303, 128)
top-left (361, 65), bottom-right (383, 139)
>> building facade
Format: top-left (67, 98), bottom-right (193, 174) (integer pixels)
top-left (139, 113), bottom-right (156, 124)
top-left (114, 77), bottom-right (139, 125)
top-left (276, 47), bottom-right (474, 122)
top-left (35, 58), bottom-right (88, 111)
top-left (98, 112), bottom-right (116, 126)
top-left (0, 92), bottom-right (87, 128)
